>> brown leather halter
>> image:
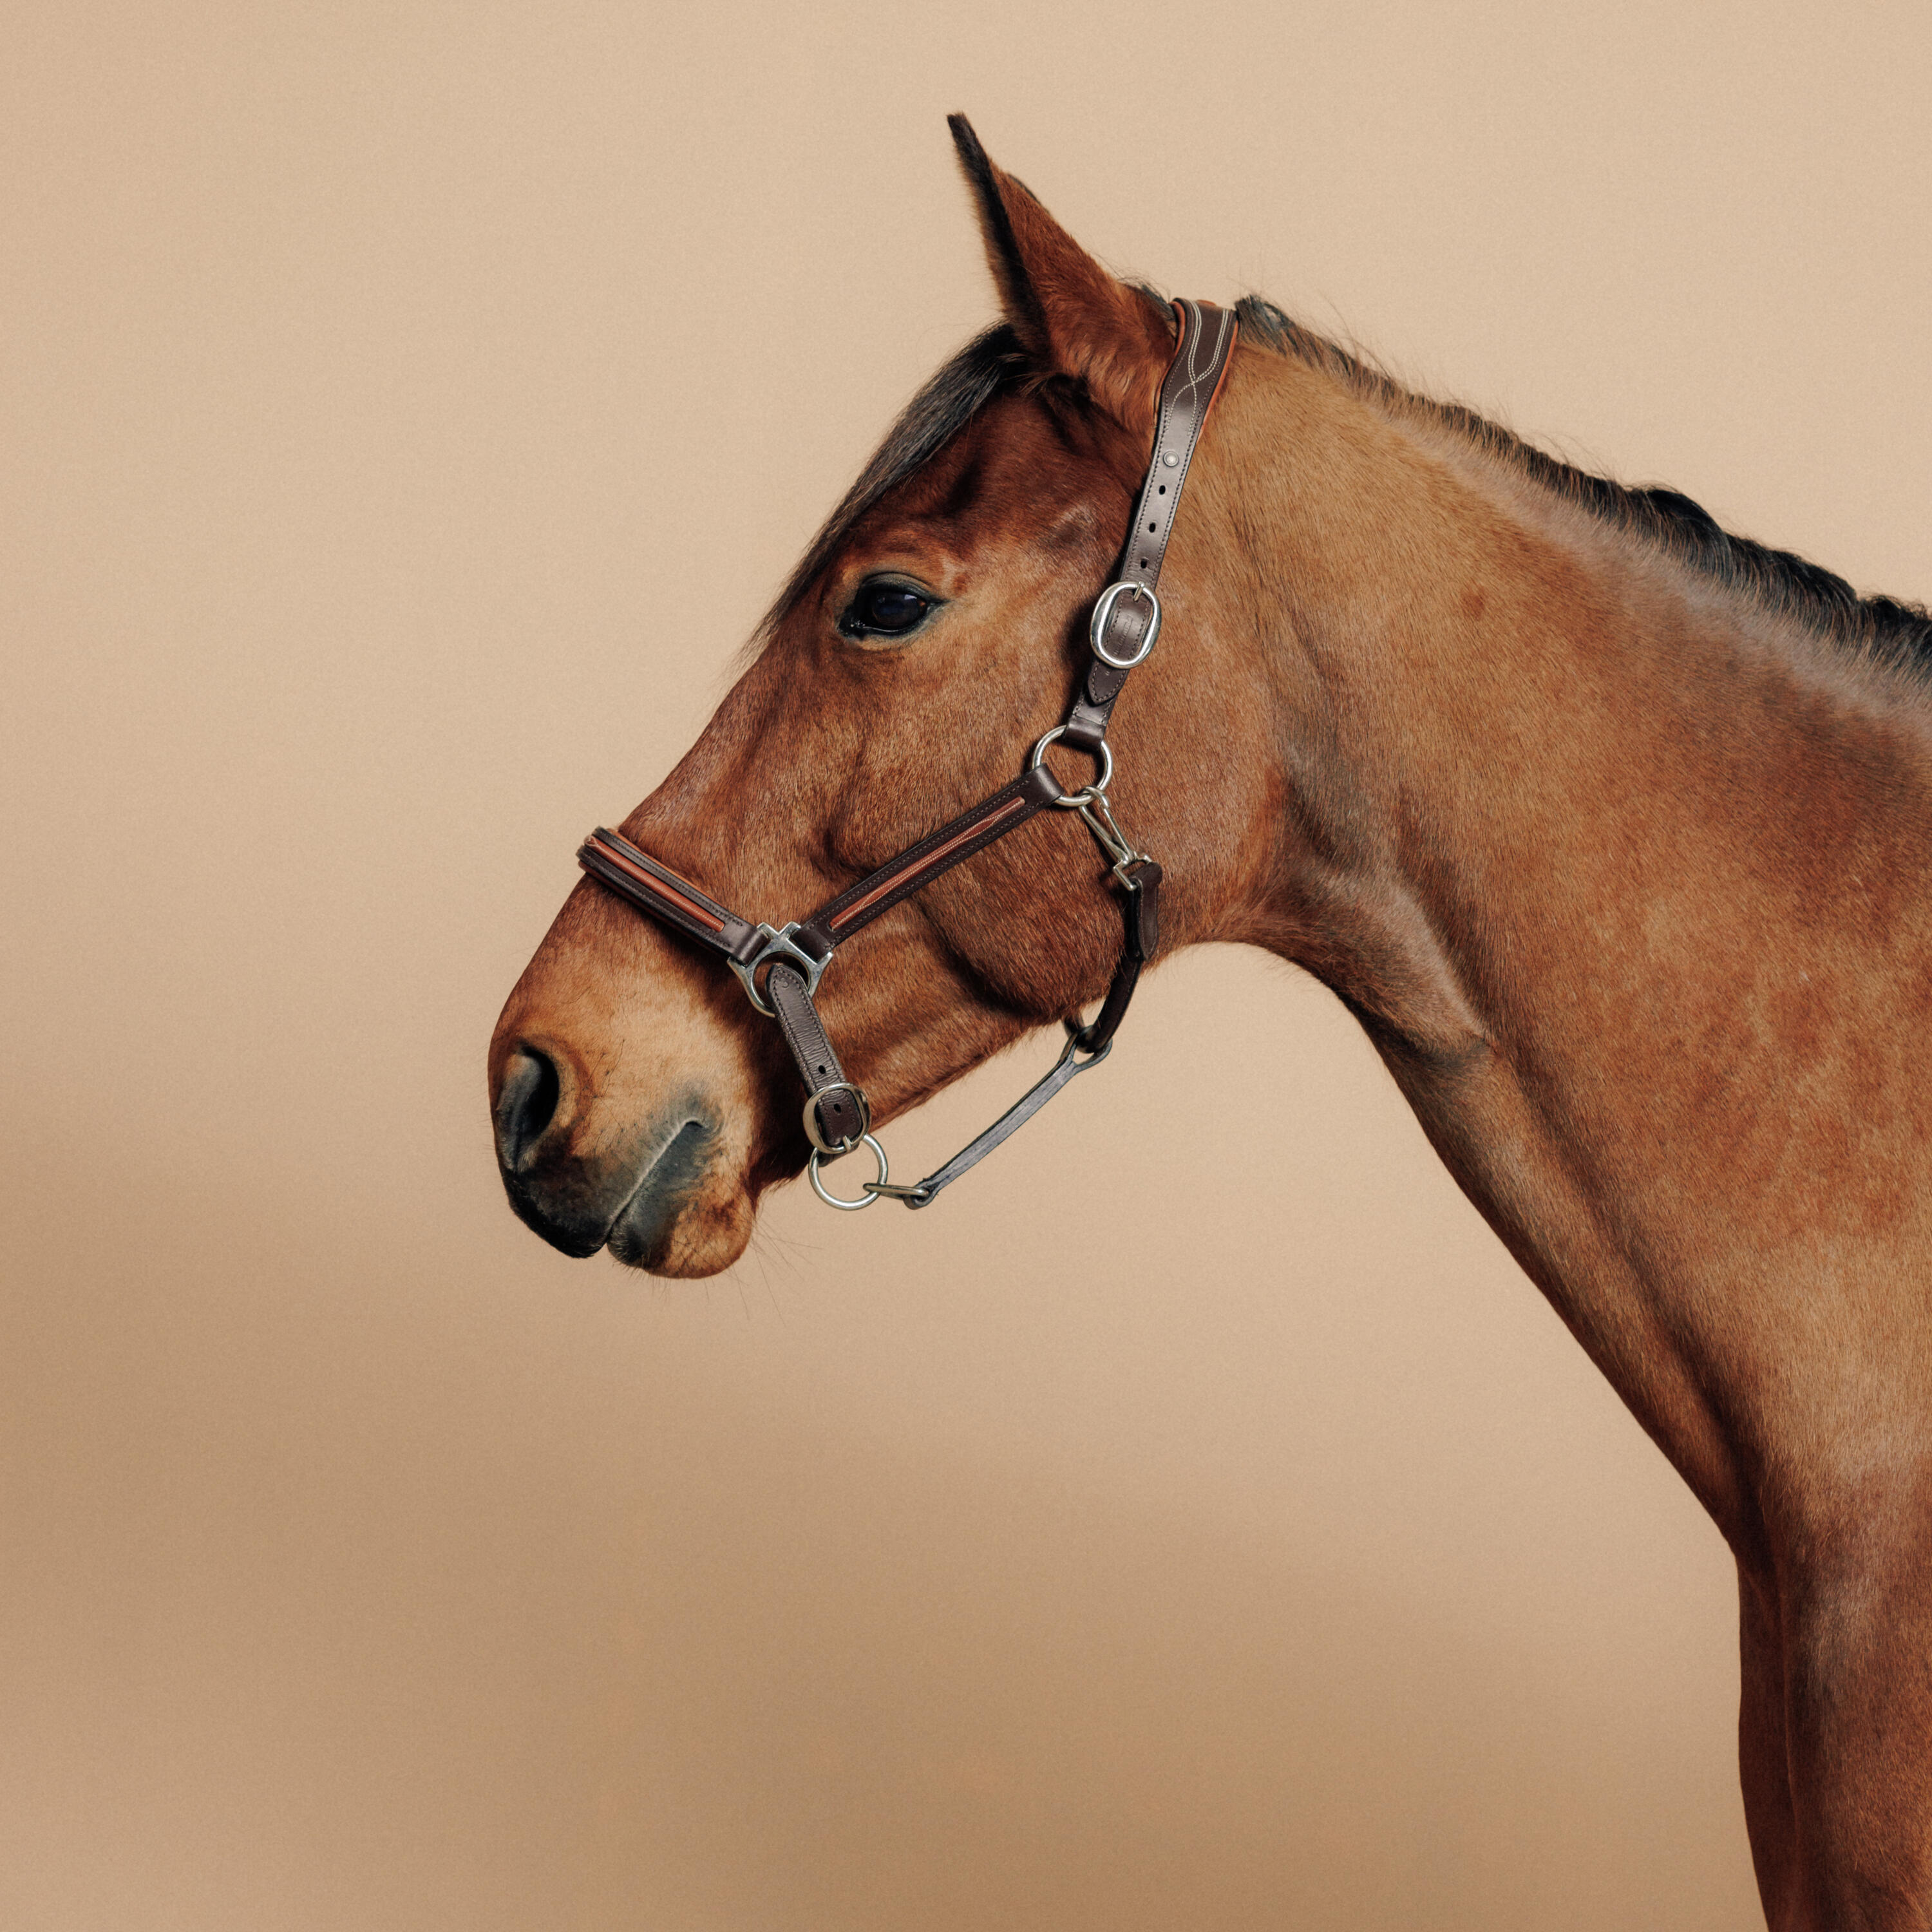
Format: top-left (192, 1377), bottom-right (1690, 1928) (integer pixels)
top-left (578, 299), bottom-right (1238, 1210)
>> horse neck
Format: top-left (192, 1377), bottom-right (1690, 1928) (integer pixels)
top-left (1208, 354), bottom-right (1932, 1522)
top-left (1215, 351), bottom-right (1932, 1065)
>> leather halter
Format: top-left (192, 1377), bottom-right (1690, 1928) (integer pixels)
top-left (578, 299), bottom-right (1238, 1209)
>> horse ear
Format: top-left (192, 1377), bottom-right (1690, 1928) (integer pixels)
top-left (947, 114), bottom-right (1172, 433)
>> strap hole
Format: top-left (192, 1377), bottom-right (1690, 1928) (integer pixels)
top-left (1157, 484), bottom-right (1166, 494)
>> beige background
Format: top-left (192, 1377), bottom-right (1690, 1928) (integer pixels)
top-left (5, 4), bottom-right (1929, 1927)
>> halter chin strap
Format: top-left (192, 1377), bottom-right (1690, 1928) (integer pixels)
top-left (578, 298), bottom-right (1238, 1209)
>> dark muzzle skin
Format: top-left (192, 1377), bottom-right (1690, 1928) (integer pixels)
top-left (491, 1038), bottom-right (721, 1266)
top-left (488, 861), bottom-right (773, 1280)
top-left (493, 1046), bottom-right (561, 1174)
top-left (491, 1043), bottom-right (612, 1257)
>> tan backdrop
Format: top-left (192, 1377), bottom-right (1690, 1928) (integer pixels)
top-left (6, 4), bottom-right (1929, 1927)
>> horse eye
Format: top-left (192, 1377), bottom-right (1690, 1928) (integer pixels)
top-left (840, 580), bottom-right (935, 639)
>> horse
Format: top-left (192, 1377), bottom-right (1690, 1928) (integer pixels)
top-left (489, 116), bottom-right (1932, 1927)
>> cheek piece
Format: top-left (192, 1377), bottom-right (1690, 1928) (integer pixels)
top-left (576, 298), bottom-right (1238, 1211)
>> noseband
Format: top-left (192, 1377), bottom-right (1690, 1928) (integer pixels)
top-left (577, 299), bottom-right (1238, 1210)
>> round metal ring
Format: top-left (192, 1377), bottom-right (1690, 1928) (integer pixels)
top-left (1030, 725), bottom-right (1114, 809)
top-left (1089, 580), bottom-right (1162, 670)
top-left (802, 1083), bottom-right (870, 1155)
top-left (808, 1133), bottom-right (889, 1211)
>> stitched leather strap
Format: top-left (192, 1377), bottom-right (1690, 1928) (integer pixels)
top-left (794, 766), bottom-right (1062, 957)
top-left (765, 963), bottom-right (867, 1151)
top-left (1063, 299), bottom-right (1238, 752)
top-left (579, 829), bottom-right (764, 965)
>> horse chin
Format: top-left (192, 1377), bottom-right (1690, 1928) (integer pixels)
top-left (607, 1177), bottom-right (755, 1277)
top-left (599, 1117), bottom-right (755, 1278)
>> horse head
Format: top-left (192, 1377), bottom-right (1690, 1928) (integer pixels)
top-left (488, 118), bottom-right (1278, 1274)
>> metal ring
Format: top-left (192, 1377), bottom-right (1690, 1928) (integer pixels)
top-left (1030, 725), bottom-right (1113, 809)
top-left (1060, 1016), bottom-right (1118, 1065)
top-left (1089, 580), bottom-right (1162, 670)
top-left (808, 1133), bottom-right (888, 1211)
top-left (802, 1083), bottom-right (870, 1155)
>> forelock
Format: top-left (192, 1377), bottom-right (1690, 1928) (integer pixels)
top-left (760, 325), bottom-right (1029, 636)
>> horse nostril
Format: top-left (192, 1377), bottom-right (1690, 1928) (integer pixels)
top-left (495, 1045), bottom-right (563, 1171)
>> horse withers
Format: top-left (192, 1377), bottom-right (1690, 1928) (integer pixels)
top-left (491, 117), bottom-right (1932, 1927)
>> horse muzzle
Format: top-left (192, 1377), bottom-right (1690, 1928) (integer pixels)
top-left (489, 1034), bottom-right (753, 1276)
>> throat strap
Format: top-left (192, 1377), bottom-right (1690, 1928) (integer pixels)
top-left (866, 1025), bottom-right (1113, 1208)
top-left (868, 856), bottom-right (1162, 1208)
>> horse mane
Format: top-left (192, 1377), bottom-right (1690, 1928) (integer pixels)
top-left (763, 292), bottom-right (1932, 677)
top-left (1233, 295), bottom-right (1932, 678)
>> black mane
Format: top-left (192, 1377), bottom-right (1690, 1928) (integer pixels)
top-left (1235, 295), bottom-right (1932, 677)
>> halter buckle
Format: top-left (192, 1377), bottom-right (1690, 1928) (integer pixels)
top-left (729, 922), bottom-right (829, 1018)
top-left (802, 1082), bottom-right (871, 1155)
top-left (1090, 580), bottom-right (1162, 670)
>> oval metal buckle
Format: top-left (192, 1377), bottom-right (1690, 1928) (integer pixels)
top-left (1090, 580), bottom-right (1162, 670)
top-left (808, 1133), bottom-right (889, 1211)
top-left (1030, 725), bottom-right (1114, 810)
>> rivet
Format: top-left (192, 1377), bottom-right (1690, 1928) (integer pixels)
top-left (1163, 454), bottom-right (1179, 466)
